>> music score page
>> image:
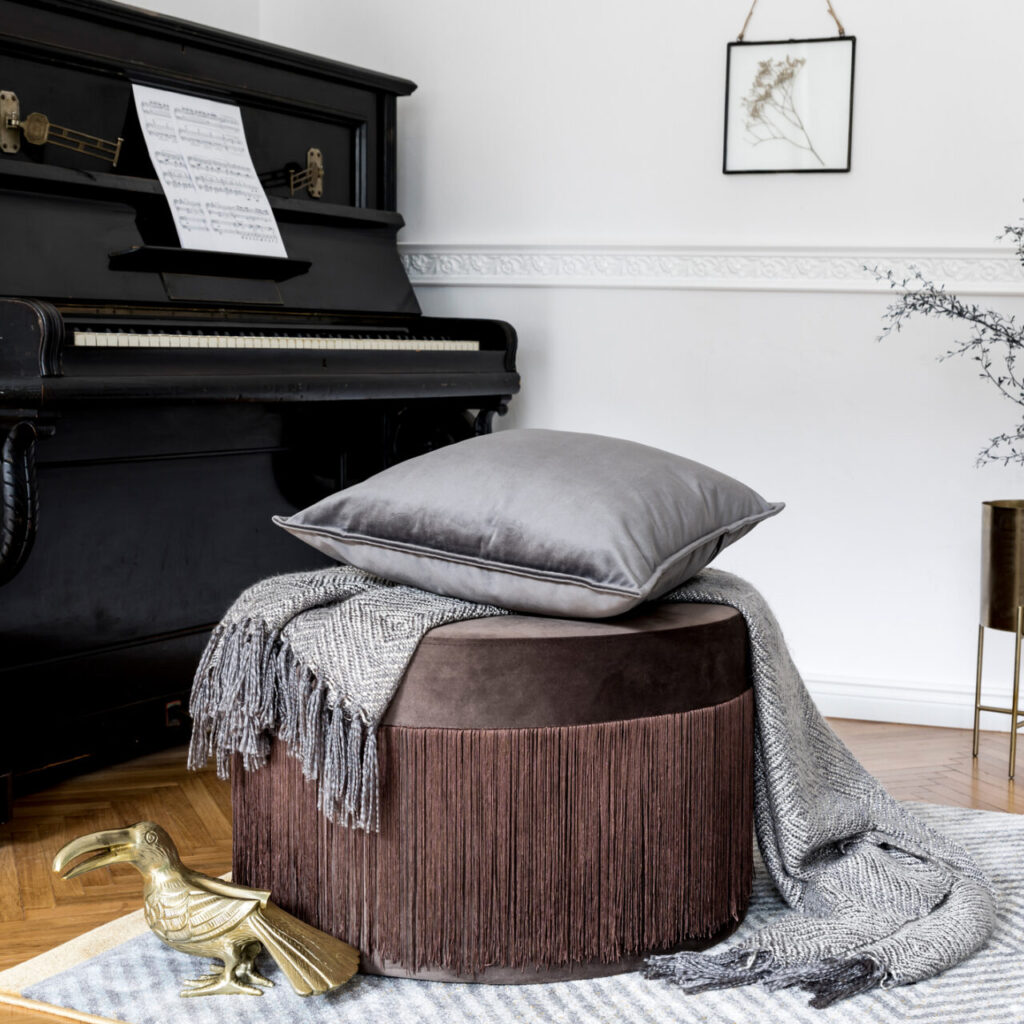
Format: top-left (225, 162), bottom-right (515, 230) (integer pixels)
top-left (131, 84), bottom-right (287, 259)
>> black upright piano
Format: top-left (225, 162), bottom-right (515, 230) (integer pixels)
top-left (0, 0), bottom-right (519, 820)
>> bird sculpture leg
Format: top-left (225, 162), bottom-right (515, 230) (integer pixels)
top-left (180, 969), bottom-right (223, 991)
top-left (237, 941), bottom-right (275, 989)
top-left (179, 942), bottom-right (266, 997)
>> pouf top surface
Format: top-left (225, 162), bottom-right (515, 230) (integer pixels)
top-left (421, 601), bottom-right (739, 641)
top-left (386, 602), bottom-right (749, 729)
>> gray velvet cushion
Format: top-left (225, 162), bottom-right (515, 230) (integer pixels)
top-left (273, 429), bottom-right (783, 618)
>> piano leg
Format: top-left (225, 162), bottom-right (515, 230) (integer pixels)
top-left (1, 418), bottom-right (42, 586)
top-left (474, 401), bottom-right (509, 436)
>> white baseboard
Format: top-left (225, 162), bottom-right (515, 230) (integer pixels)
top-left (808, 674), bottom-right (1020, 732)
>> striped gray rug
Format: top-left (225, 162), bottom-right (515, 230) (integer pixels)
top-left (3, 802), bottom-right (1022, 1024)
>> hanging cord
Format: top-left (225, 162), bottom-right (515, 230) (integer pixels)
top-left (737, 0), bottom-right (846, 41)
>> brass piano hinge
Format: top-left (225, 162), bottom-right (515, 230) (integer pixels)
top-left (1, 91), bottom-right (123, 166)
top-left (289, 147), bottom-right (323, 198)
top-left (0, 92), bottom-right (20, 154)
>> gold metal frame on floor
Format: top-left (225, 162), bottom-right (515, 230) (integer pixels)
top-left (973, 604), bottom-right (1024, 779)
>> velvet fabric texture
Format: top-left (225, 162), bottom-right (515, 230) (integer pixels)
top-left (235, 699), bottom-right (754, 983)
top-left (233, 602), bottom-right (754, 981)
top-left (273, 429), bottom-right (783, 618)
top-left (235, 598), bottom-right (757, 983)
top-left (384, 603), bottom-right (749, 728)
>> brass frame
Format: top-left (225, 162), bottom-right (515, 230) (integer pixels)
top-left (973, 605), bottom-right (1024, 779)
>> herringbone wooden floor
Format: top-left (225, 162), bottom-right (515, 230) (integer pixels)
top-left (0, 721), bottom-right (1020, 1023)
top-left (0, 749), bottom-right (231, 975)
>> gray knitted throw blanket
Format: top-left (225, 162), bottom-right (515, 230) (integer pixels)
top-left (188, 565), bottom-right (994, 1007)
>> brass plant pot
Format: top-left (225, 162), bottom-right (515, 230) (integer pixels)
top-left (974, 500), bottom-right (1024, 777)
top-left (981, 500), bottom-right (1024, 631)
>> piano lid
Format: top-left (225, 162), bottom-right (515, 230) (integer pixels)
top-left (0, 0), bottom-right (421, 314)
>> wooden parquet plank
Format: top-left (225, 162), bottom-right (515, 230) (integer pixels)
top-left (41, 809), bottom-right (111, 904)
top-left (7, 803), bottom-right (112, 819)
top-left (0, 1000), bottom-right (100, 1024)
top-left (830, 720), bottom-right (1023, 814)
top-left (0, 836), bottom-right (23, 923)
top-left (182, 774), bottom-right (231, 839)
top-left (0, 1003), bottom-right (67, 1024)
top-left (198, 769), bottom-right (232, 817)
top-left (11, 830), bottom-right (54, 914)
top-left (105, 793), bottom-right (162, 831)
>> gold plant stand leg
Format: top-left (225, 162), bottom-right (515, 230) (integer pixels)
top-left (973, 624), bottom-right (985, 758)
top-left (1012, 605), bottom-right (1024, 780)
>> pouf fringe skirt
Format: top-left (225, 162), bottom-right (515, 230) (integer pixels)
top-left (234, 690), bottom-right (753, 982)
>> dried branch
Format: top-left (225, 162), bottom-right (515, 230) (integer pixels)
top-left (870, 221), bottom-right (1024, 466)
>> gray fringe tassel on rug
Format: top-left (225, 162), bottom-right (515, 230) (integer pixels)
top-left (189, 566), bottom-right (996, 1007)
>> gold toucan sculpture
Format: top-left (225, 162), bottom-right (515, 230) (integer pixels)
top-left (53, 821), bottom-right (359, 997)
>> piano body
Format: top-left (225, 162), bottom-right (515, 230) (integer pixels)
top-left (0, 0), bottom-right (519, 819)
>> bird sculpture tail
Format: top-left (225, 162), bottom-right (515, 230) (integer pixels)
top-left (249, 902), bottom-right (359, 996)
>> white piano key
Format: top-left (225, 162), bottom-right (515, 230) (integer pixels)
top-left (71, 330), bottom-right (480, 351)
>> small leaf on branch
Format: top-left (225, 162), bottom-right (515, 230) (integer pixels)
top-left (872, 211), bottom-right (1024, 466)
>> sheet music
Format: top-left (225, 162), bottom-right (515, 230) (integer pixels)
top-left (132, 84), bottom-right (286, 259)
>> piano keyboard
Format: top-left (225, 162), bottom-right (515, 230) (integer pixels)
top-left (72, 331), bottom-right (480, 352)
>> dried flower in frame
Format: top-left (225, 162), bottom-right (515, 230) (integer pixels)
top-left (741, 55), bottom-right (824, 166)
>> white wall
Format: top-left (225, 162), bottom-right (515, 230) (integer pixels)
top-left (127, 0), bottom-right (258, 36)
top-left (256, 0), bottom-right (1024, 249)
top-left (135, 0), bottom-right (1024, 730)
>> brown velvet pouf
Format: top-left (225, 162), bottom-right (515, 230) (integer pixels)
top-left (232, 603), bottom-right (754, 983)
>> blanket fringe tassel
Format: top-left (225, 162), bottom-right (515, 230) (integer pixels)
top-left (644, 948), bottom-right (887, 1008)
top-left (188, 619), bottom-right (379, 830)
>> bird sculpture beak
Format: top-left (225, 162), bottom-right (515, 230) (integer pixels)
top-left (52, 827), bottom-right (136, 879)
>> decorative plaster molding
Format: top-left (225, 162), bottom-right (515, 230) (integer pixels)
top-left (400, 244), bottom-right (1024, 295)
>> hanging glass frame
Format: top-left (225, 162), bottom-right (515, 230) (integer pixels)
top-left (724, 36), bottom-right (855, 174)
